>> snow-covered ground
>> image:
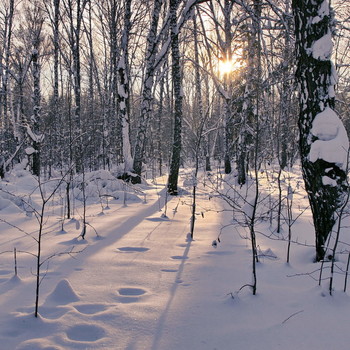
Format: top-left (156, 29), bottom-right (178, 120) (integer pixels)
top-left (1, 165), bottom-right (350, 350)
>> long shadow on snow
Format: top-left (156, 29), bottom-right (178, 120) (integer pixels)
top-left (150, 237), bottom-right (192, 350)
top-left (56, 187), bottom-right (172, 272)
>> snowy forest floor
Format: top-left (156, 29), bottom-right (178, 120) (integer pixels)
top-left (1, 165), bottom-right (350, 350)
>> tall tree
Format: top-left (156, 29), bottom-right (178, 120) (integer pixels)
top-left (0, 0), bottom-right (15, 177)
top-left (222, 0), bottom-right (234, 175)
top-left (292, 0), bottom-right (349, 261)
top-left (27, 1), bottom-right (45, 177)
top-left (236, 0), bottom-right (262, 185)
top-left (62, 0), bottom-right (88, 173)
top-left (117, 0), bottom-right (133, 173)
top-left (131, 0), bottom-right (163, 183)
top-left (167, 0), bottom-right (183, 195)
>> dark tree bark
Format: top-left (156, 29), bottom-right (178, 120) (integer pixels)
top-left (237, 0), bottom-right (261, 185)
top-left (0, 0), bottom-right (15, 178)
top-left (105, 0), bottom-right (121, 169)
top-left (167, 0), bottom-right (183, 195)
top-left (63, 0), bottom-right (87, 173)
top-left (223, 0), bottom-right (233, 175)
top-left (292, 0), bottom-right (349, 261)
top-left (0, 0), bottom-right (14, 127)
top-left (51, 0), bottom-right (61, 175)
top-left (31, 42), bottom-right (41, 177)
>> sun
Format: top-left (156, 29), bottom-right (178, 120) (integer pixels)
top-left (219, 60), bottom-right (235, 75)
top-left (218, 53), bottom-right (244, 75)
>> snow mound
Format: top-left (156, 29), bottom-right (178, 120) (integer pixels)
top-left (45, 279), bottom-right (80, 304)
top-left (259, 248), bottom-right (277, 259)
top-left (71, 169), bottom-right (143, 202)
top-left (309, 107), bottom-right (349, 170)
top-left (14, 174), bottom-right (38, 192)
top-left (0, 196), bottom-right (23, 214)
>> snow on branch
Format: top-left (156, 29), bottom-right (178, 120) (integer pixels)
top-left (26, 125), bottom-right (44, 143)
top-left (309, 107), bottom-right (349, 171)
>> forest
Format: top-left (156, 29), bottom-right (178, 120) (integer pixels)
top-left (1, 0), bottom-right (350, 349)
top-left (0, 0), bottom-right (347, 179)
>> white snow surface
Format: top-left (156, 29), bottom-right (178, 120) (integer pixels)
top-left (309, 107), bottom-right (349, 170)
top-left (1, 167), bottom-right (350, 349)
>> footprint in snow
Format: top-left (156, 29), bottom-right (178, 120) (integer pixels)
top-left (171, 255), bottom-right (189, 260)
top-left (66, 324), bottom-right (106, 342)
top-left (74, 303), bottom-right (108, 315)
top-left (161, 269), bottom-right (178, 273)
top-left (116, 287), bottom-right (147, 304)
top-left (116, 247), bottom-right (149, 253)
top-left (118, 287), bottom-right (146, 296)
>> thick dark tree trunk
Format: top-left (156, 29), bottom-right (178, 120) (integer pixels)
top-left (237, 0), bottom-right (261, 185)
top-left (292, 0), bottom-right (348, 261)
top-left (167, 0), bottom-right (183, 195)
top-left (31, 45), bottom-right (41, 177)
top-left (223, 0), bottom-right (233, 175)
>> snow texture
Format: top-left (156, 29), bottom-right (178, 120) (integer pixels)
top-left (309, 107), bottom-right (349, 170)
top-left (312, 32), bottom-right (333, 61)
top-left (2, 167), bottom-right (350, 349)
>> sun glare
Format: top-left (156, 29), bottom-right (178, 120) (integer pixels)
top-left (218, 54), bottom-right (244, 75)
top-left (219, 60), bottom-right (235, 74)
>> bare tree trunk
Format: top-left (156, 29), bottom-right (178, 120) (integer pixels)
top-left (31, 49), bottom-right (41, 176)
top-left (106, 0), bottom-right (121, 168)
top-left (237, 0), bottom-right (261, 185)
top-left (118, 0), bottom-right (133, 173)
top-left (1, 0), bottom-right (14, 127)
top-left (64, 0), bottom-right (87, 173)
top-left (47, 0), bottom-right (61, 176)
top-left (167, 0), bottom-right (183, 195)
top-left (132, 0), bottom-right (163, 183)
top-left (86, 0), bottom-right (95, 170)
top-left (292, 0), bottom-right (349, 261)
top-left (20, 2), bottom-right (45, 177)
top-left (0, 0), bottom-right (15, 178)
top-left (156, 68), bottom-right (165, 176)
top-left (223, 0), bottom-right (233, 174)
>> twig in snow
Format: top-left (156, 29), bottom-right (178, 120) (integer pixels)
top-left (282, 310), bottom-right (304, 324)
